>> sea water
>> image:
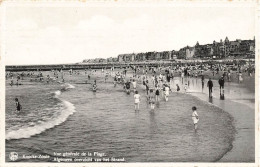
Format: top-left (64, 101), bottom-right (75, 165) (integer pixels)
top-left (5, 70), bottom-right (244, 162)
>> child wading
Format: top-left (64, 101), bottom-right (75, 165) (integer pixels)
top-left (191, 106), bottom-right (199, 132)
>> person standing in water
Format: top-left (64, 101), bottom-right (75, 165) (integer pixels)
top-left (238, 71), bottom-right (243, 84)
top-left (113, 76), bottom-right (117, 87)
top-left (191, 106), bottom-right (199, 131)
top-left (218, 75), bottom-right (225, 97)
top-left (125, 80), bottom-right (131, 94)
top-left (134, 91), bottom-right (141, 111)
top-left (227, 70), bottom-right (231, 82)
top-left (10, 76), bottom-right (14, 86)
top-left (132, 79), bottom-right (137, 92)
top-left (145, 80), bottom-right (149, 95)
top-left (181, 71), bottom-right (184, 84)
top-left (148, 89), bottom-right (155, 110)
top-left (176, 84), bottom-right (180, 92)
top-left (15, 98), bottom-right (22, 112)
top-left (93, 80), bottom-right (97, 92)
top-left (207, 78), bottom-right (213, 98)
top-left (164, 85), bottom-right (170, 102)
top-left (155, 86), bottom-right (160, 102)
top-left (201, 75), bottom-right (205, 91)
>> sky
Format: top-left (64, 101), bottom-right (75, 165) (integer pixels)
top-left (2, 3), bottom-right (256, 65)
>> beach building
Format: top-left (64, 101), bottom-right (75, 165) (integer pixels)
top-left (118, 54), bottom-right (126, 62)
top-left (125, 53), bottom-right (135, 62)
top-left (186, 46), bottom-right (195, 59)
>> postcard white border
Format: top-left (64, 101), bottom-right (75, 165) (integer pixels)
top-left (0, 0), bottom-right (259, 167)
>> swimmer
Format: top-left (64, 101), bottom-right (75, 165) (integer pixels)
top-left (191, 106), bottom-right (199, 132)
top-left (134, 91), bottom-right (141, 111)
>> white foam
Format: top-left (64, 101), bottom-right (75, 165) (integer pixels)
top-left (6, 100), bottom-right (76, 140)
top-left (54, 90), bottom-right (61, 96)
top-left (66, 83), bottom-right (75, 89)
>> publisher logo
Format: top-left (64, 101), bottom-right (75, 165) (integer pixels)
top-left (9, 152), bottom-right (18, 161)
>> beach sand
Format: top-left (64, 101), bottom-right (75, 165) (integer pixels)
top-left (189, 92), bottom-right (255, 162)
top-left (122, 69), bottom-right (255, 162)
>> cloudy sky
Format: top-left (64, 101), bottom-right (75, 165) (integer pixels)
top-left (3, 2), bottom-right (256, 65)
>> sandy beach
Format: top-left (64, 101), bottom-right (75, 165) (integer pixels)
top-left (187, 91), bottom-right (255, 162)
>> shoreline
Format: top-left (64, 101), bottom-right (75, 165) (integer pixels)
top-left (5, 69), bottom-right (255, 162)
top-left (118, 70), bottom-right (254, 162)
top-left (185, 91), bottom-right (255, 162)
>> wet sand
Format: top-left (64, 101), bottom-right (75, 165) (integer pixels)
top-left (188, 92), bottom-right (255, 162)
top-left (120, 69), bottom-right (255, 162)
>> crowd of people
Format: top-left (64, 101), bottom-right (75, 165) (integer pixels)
top-left (6, 61), bottom-right (255, 131)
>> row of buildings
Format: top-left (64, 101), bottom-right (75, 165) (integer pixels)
top-left (179, 37), bottom-right (255, 60)
top-left (82, 37), bottom-right (255, 63)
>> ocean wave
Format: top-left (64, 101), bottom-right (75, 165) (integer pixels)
top-left (62, 83), bottom-right (75, 90)
top-left (54, 90), bottom-right (61, 97)
top-left (66, 83), bottom-right (75, 89)
top-left (6, 99), bottom-right (76, 140)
